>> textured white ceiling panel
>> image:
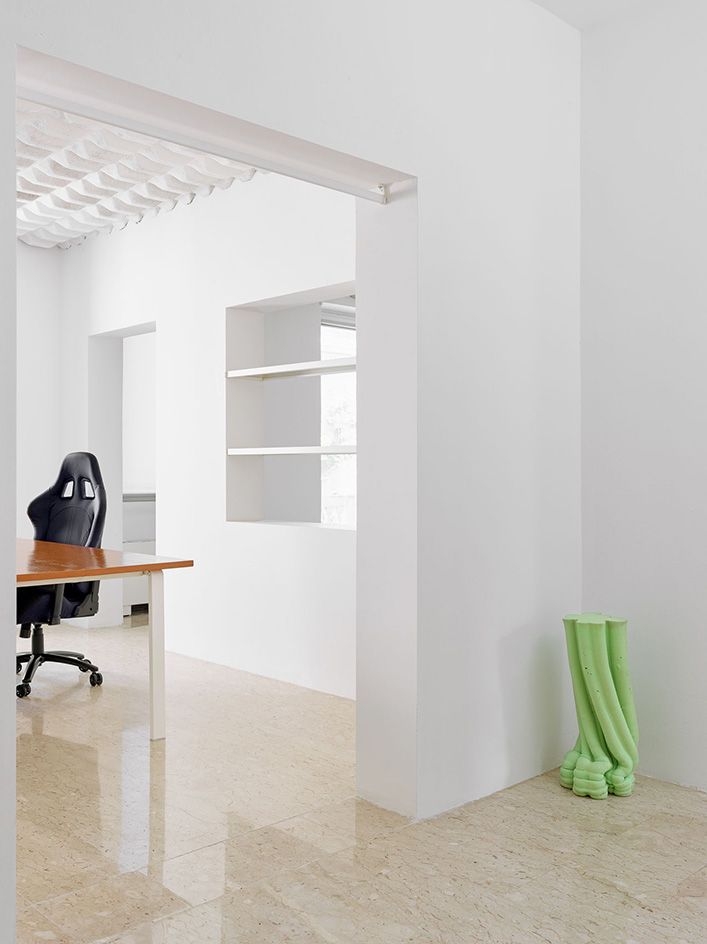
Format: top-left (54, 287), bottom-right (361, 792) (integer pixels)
top-left (17, 99), bottom-right (258, 249)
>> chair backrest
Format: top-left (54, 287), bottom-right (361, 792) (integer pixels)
top-left (28, 452), bottom-right (106, 549)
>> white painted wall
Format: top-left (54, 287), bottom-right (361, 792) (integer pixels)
top-left (530, 0), bottom-right (645, 30)
top-left (123, 332), bottom-right (156, 494)
top-left (87, 333), bottom-right (124, 625)
top-left (356, 183), bottom-right (419, 813)
top-left (45, 172), bottom-right (357, 697)
top-left (16, 242), bottom-right (63, 535)
top-left (582, 0), bottom-right (707, 791)
top-left (415, 41), bottom-right (582, 813)
top-left (14, 0), bottom-right (582, 820)
top-left (16, 244), bottom-right (132, 631)
top-left (0, 1), bottom-right (16, 932)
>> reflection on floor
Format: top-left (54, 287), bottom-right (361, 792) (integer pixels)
top-left (17, 618), bottom-right (707, 943)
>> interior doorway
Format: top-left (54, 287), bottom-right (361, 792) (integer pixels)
top-left (8, 39), bottom-right (422, 943)
top-left (15, 43), bottom-right (419, 827)
top-left (122, 330), bottom-right (157, 616)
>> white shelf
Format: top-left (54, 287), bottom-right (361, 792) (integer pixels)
top-left (226, 519), bottom-right (355, 531)
top-left (228, 445), bottom-right (356, 456)
top-left (226, 356), bottom-right (356, 380)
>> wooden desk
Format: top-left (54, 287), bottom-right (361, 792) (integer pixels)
top-left (16, 539), bottom-right (193, 740)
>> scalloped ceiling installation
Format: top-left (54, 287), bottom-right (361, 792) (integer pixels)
top-left (16, 99), bottom-right (259, 250)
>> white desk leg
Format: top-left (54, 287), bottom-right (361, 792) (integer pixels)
top-left (148, 570), bottom-right (166, 741)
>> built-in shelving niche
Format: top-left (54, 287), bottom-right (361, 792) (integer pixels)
top-left (226, 282), bottom-right (356, 527)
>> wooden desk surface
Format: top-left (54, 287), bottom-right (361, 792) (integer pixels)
top-left (16, 539), bottom-right (193, 583)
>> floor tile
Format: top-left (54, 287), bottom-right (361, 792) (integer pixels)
top-left (149, 812), bottom-right (360, 908)
top-left (673, 865), bottom-right (707, 917)
top-left (33, 872), bottom-right (188, 944)
top-left (17, 905), bottom-right (74, 944)
top-left (570, 823), bottom-right (706, 903)
top-left (16, 619), bottom-right (707, 944)
top-left (302, 796), bottom-right (410, 845)
top-left (17, 815), bottom-right (118, 904)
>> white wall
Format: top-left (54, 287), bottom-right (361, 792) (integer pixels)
top-left (356, 183), bottom-right (420, 813)
top-left (582, 0), bottom-right (707, 791)
top-left (123, 332), bottom-right (156, 610)
top-left (16, 242), bottom-right (63, 535)
top-left (87, 333), bottom-right (124, 624)
top-left (0, 0), bottom-right (16, 931)
top-left (16, 244), bottom-right (129, 635)
top-left (45, 172), bottom-right (357, 698)
top-left (14, 0), bottom-right (582, 822)
top-left (415, 35), bottom-right (582, 813)
top-left (123, 332), bottom-right (156, 494)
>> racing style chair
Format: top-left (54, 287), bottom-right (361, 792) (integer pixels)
top-left (16, 453), bottom-right (106, 698)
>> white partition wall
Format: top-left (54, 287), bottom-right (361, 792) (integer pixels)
top-left (0, 2), bottom-right (16, 932)
top-left (356, 183), bottom-right (420, 813)
top-left (16, 242), bottom-right (62, 533)
top-left (86, 335), bottom-right (124, 626)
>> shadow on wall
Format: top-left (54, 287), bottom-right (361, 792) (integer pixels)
top-left (499, 624), bottom-right (566, 786)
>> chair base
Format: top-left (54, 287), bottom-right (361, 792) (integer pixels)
top-left (16, 624), bottom-right (102, 697)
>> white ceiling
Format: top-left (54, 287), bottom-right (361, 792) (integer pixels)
top-left (530, 0), bottom-right (647, 29)
top-left (17, 100), bottom-right (258, 250)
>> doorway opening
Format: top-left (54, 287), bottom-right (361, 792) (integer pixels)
top-left (122, 329), bottom-right (157, 617)
top-left (12, 48), bottom-right (419, 939)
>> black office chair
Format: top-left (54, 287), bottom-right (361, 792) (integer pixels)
top-left (16, 452), bottom-right (106, 698)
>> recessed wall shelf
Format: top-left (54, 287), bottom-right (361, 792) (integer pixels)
top-left (226, 356), bottom-right (355, 381)
top-left (226, 281), bottom-right (357, 525)
top-left (228, 445), bottom-right (356, 456)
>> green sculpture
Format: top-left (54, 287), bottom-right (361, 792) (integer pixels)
top-left (560, 614), bottom-right (639, 799)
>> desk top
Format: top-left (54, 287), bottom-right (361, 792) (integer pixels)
top-left (17, 539), bottom-right (193, 583)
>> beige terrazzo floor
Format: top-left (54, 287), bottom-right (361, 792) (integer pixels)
top-left (16, 617), bottom-right (706, 943)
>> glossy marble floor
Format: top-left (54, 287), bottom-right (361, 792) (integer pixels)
top-left (16, 618), bottom-right (707, 943)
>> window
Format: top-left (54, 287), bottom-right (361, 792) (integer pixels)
top-left (321, 324), bottom-right (356, 527)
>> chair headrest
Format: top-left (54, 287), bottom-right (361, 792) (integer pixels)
top-left (28, 452), bottom-right (107, 548)
top-left (53, 452), bottom-right (105, 494)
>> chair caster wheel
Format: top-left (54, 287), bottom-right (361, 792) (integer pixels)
top-left (16, 683), bottom-right (31, 698)
top-left (16, 661), bottom-right (22, 675)
top-left (79, 664), bottom-right (90, 673)
top-left (89, 672), bottom-right (103, 687)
